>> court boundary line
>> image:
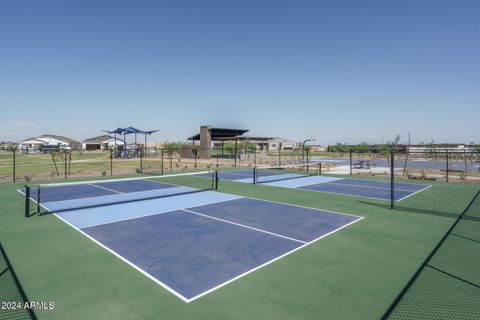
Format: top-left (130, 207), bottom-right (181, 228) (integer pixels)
top-left (395, 184), bottom-right (433, 202)
top-left (181, 208), bottom-right (306, 244)
top-left (52, 213), bottom-right (190, 303)
top-left (255, 175), bottom-right (432, 202)
top-left (186, 216), bottom-right (363, 302)
top-left (17, 188), bottom-right (364, 303)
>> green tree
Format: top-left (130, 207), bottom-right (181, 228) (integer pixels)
top-left (164, 141), bottom-right (182, 154)
top-left (354, 141), bottom-right (370, 153)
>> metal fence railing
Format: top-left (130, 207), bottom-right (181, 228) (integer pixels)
top-left (0, 145), bottom-right (318, 183)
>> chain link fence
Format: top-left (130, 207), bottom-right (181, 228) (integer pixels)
top-left (382, 190), bottom-right (480, 320)
top-left (0, 145), bottom-right (319, 183)
top-left (0, 242), bottom-right (37, 320)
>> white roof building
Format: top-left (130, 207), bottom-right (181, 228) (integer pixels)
top-left (82, 135), bottom-right (125, 150)
top-left (267, 137), bottom-right (297, 150)
top-left (19, 135), bottom-right (81, 150)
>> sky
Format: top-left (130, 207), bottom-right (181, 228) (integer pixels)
top-left (1, 0), bottom-right (479, 145)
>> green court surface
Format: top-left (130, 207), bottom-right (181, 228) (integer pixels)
top-left (0, 174), bottom-right (478, 319)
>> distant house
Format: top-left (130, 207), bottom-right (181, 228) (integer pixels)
top-left (18, 134), bottom-right (81, 151)
top-left (82, 135), bottom-right (125, 151)
top-left (267, 137), bottom-right (297, 150)
top-left (213, 136), bottom-right (297, 152)
top-left (310, 145), bottom-right (328, 152)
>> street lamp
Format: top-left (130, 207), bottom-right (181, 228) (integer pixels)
top-left (302, 137), bottom-right (317, 161)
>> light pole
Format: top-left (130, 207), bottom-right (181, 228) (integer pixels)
top-left (302, 139), bottom-right (311, 161)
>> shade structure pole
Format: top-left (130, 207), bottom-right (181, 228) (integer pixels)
top-left (123, 133), bottom-right (126, 159)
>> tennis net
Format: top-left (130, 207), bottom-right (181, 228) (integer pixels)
top-left (253, 162), bottom-right (321, 184)
top-left (24, 170), bottom-right (218, 216)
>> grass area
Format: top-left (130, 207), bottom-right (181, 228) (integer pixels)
top-left (0, 172), bottom-right (478, 319)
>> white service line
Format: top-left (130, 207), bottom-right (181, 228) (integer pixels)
top-left (88, 183), bottom-right (124, 194)
top-left (181, 208), bottom-right (307, 244)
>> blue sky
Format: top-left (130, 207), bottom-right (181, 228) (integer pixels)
top-left (1, 1), bottom-right (479, 145)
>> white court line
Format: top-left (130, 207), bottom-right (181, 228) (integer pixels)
top-left (263, 179), bottom-right (431, 202)
top-left (52, 213), bottom-right (190, 303)
top-left (88, 183), bottom-right (124, 194)
top-left (78, 194), bottom-right (242, 229)
top-left (186, 216), bottom-right (363, 302)
top-left (181, 208), bottom-right (306, 244)
top-left (17, 188), bottom-right (364, 303)
top-left (396, 184), bottom-right (433, 202)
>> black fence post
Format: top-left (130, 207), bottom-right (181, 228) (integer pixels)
top-left (13, 148), bottom-right (16, 183)
top-left (234, 139), bottom-right (238, 167)
top-left (390, 149), bottom-right (395, 210)
top-left (193, 149), bottom-right (198, 171)
top-left (64, 149), bottom-right (68, 179)
top-left (140, 149), bottom-right (143, 174)
top-left (278, 143), bottom-right (282, 166)
top-left (446, 150), bottom-right (449, 182)
top-left (161, 149), bottom-right (164, 175)
top-left (319, 162), bottom-right (322, 175)
top-left (349, 148), bottom-right (353, 176)
top-left (110, 149), bottom-right (113, 176)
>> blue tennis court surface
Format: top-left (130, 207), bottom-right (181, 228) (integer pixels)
top-left (27, 179), bottom-right (362, 302)
top-left (212, 170), bottom-right (431, 201)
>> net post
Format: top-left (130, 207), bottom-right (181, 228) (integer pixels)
top-left (253, 167), bottom-right (257, 184)
top-left (390, 149), bottom-right (395, 210)
top-left (36, 186), bottom-right (41, 215)
top-left (24, 186), bottom-right (30, 217)
top-left (214, 171), bottom-right (219, 190)
top-left (318, 162), bottom-right (321, 175)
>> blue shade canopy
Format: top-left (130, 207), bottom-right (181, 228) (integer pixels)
top-left (102, 127), bottom-right (160, 135)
